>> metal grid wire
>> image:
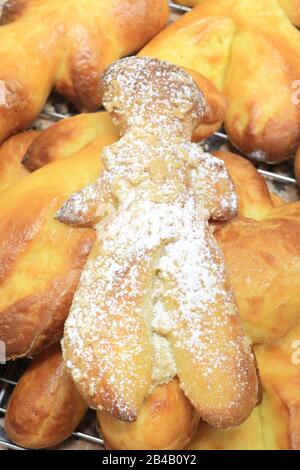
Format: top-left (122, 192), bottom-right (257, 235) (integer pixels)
top-left (0, 0), bottom-right (298, 451)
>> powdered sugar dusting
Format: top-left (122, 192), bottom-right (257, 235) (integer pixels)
top-left (60, 57), bottom-right (255, 424)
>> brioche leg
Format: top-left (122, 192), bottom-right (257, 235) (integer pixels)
top-left (62, 236), bottom-right (160, 421)
top-left (156, 216), bottom-right (257, 428)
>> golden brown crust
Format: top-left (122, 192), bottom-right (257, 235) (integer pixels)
top-left (254, 322), bottom-right (300, 450)
top-left (23, 112), bottom-right (118, 171)
top-left (141, 0), bottom-right (300, 163)
top-left (5, 343), bottom-right (88, 449)
top-left (217, 213), bottom-right (300, 343)
top-left (0, 0), bottom-right (168, 144)
top-left (0, 130), bottom-right (39, 191)
top-left (99, 378), bottom-right (199, 450)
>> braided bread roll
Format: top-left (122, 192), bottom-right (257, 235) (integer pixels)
top-left (58, 57), bottom-right (258, 428)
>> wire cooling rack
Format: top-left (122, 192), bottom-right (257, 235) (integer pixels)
top-left (0, 0), bottom-right (299, 451)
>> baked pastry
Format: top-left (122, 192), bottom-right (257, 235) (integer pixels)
top-left (0, 0), bottom-right (168, 144)
top-left (191, 152), bottom-right (300, 448)
top-left (0, 73), bottom-right (225, 360)
top-left (5, 343), bottom-right (88, 449)
top-left (4, 343), bottom-right (199, 450)
top-left (174, 0), bottom-right (300, 27)
top-left (59, 57), bottom-right (258, 428)
top-left (0, 69), bottom-right (225, 361)
top-left (141, 0), bottom-right (300, 163)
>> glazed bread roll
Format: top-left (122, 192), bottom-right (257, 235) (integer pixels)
top-left (141, 0), bottom-right (300, 163)
top-left (59, 57), bottom-right (257, 428)
top-left (5, 343), bottom-right (88, 449)
top-left (0, 0), bottom-right (168, 144)
top-left (99, 379), bottom-right (199, 450)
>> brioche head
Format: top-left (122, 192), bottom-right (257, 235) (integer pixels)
top-left (100, 57), bottom-right (206, 138)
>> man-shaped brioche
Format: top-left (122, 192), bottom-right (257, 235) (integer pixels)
top-left (57, 57), bottom-right (258, 428)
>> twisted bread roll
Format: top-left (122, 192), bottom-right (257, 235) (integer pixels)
top-left (0, 0), bottom-right (168, 144)
top-left (5, 343), bottom-right (88, 449)
top-left (59, 57), bottom-right (258, 427)
top-left (141, 0), bottom-right (300, 163)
